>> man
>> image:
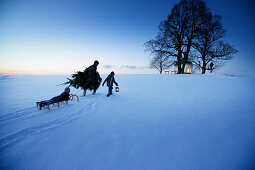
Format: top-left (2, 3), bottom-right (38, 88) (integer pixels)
top-left (83, 60), bottom-right (99, 96)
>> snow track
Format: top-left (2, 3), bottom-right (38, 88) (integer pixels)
top-left (0, 93), bottom-right (105, 150)
top-left (0, 107), bottom-right (37, 125)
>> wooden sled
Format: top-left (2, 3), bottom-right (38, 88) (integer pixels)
top-left (37, 94), bottom-right (79, 110)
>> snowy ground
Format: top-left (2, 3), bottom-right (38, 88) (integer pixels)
top-left (0, 74), bottom-right (255, 170)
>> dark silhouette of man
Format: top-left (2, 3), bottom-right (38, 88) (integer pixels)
top-left (83, 60), bottom-right (99, 96)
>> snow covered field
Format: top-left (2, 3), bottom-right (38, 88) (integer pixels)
top-left (0, 74), bottom-right (255, 170)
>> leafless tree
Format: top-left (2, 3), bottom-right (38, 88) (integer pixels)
top-left (193, 15), bottom-right (238, 73)
top-left (145, 0), bottom-right (209, 74)
top-left (180, 0), bottom-right (209, 74)
top-left (150, 52), bottom-right (174, 74)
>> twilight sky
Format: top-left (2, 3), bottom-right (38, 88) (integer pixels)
top-left (0, 0), bottom-right (254, 75)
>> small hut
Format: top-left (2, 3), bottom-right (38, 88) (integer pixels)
top-left (173, 60), bottom-right (193, 74)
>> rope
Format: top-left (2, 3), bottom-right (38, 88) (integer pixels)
top-left (74, 89), bottom-right (83, 95)
top-left (56, 83), bottom-right (66, 86)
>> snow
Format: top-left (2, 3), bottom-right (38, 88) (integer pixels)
top-left (0, 74), bottom-right (255, 170)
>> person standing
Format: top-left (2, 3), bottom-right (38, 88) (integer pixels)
top-left (102, 71), bottom-right (118, 97)
top-left (83, 60), bottom-right (99, 96)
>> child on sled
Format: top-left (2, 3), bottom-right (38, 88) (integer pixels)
top-left (102, 71), bottom-right (118, 97)
top-left (37, 87), bottom-right (70, 110)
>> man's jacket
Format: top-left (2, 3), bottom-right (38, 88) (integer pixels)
top-left (87, 64), bottom-right (97, 81)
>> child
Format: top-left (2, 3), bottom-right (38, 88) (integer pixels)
top-left (102, 71), bottom-right (118, 97)
top-left (37, 87), bottom-right (70, 110)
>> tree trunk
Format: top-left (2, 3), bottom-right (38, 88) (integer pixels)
top-left (201, 52), bottom-right (207, 74)
top-left (181, 53), bottom-right (189, 74)
top-left (181, 59), bottom-right (187, 74)
top-left (202, 67), bottom-right (206, 74)
top-left (177, 57), bottom-right (182, 74)
top-left (160, 62), bottom-right (163, 74)
top-left (202, 60), bottom-right (206, 74)
top-left (182, 39), bottom-right (192, 74)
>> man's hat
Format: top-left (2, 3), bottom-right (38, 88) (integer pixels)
top-left (64, 87), bottom-right (70, 93)
top-left (94, 60), bottom-right (99, 65)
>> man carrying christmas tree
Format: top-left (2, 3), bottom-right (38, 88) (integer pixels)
top-left (83, 60), bottom-right (99, 96)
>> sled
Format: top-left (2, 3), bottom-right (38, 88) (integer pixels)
top-left (36, 94), bottom-right (79, 110)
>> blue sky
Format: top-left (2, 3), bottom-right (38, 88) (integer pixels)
top-left (0, 0), bottom-right (254, 75)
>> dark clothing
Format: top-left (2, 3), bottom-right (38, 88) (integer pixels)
top-left (83, 88), bottom-right (96, 96)
top-left (86, 64), bottom-right (97, 82)
top-left (83, 64), bottom-right (99, 96)
top-left (47, 92), bottom-right (70, 104)
top-left (58, 92), bottom-right (70, 101)
top-left (102, 74), bottom-right (118, 87)
top-left (103, 73), bottom-right (118, 96)
top-left (37, 92), bottom-right (70, 110)
top-left (83, 71), bottom-right (102, 96)
top-left (108, 86), bottom-right (113, 95)
top-left (83, 64), bottom-right (97, 93)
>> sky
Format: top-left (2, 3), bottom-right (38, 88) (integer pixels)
top-left (0, 0), bottom-right (254, 75)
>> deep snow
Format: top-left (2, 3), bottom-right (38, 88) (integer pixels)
top-left (0, 74), bottom-right (255, 170)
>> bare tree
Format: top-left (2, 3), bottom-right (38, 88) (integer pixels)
top-left (208, 41), bottom-right (238, 72)
top-left (145, 0), bottom-right (209, 74)
top-left (180, 0), bottom-right (209, 74)
top-left (193, 15), bottom-right (238, 73)
top-left (150, 52), bottom-right (174, 74)
top-left (144, 24), bottom-right (183, 74)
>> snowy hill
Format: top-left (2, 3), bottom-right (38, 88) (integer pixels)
top-left (0, 74), bottom-right (255, 170)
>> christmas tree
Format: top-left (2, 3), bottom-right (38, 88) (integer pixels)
top-left (64, 68), bottom-right (102, 91)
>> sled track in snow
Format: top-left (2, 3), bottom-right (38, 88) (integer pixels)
top-left (0, 100), bottom-right (80, 126)
top-left (0, 95), bottom-right (105, 150)
top-left (0, 107), bottom-right (42, 126)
